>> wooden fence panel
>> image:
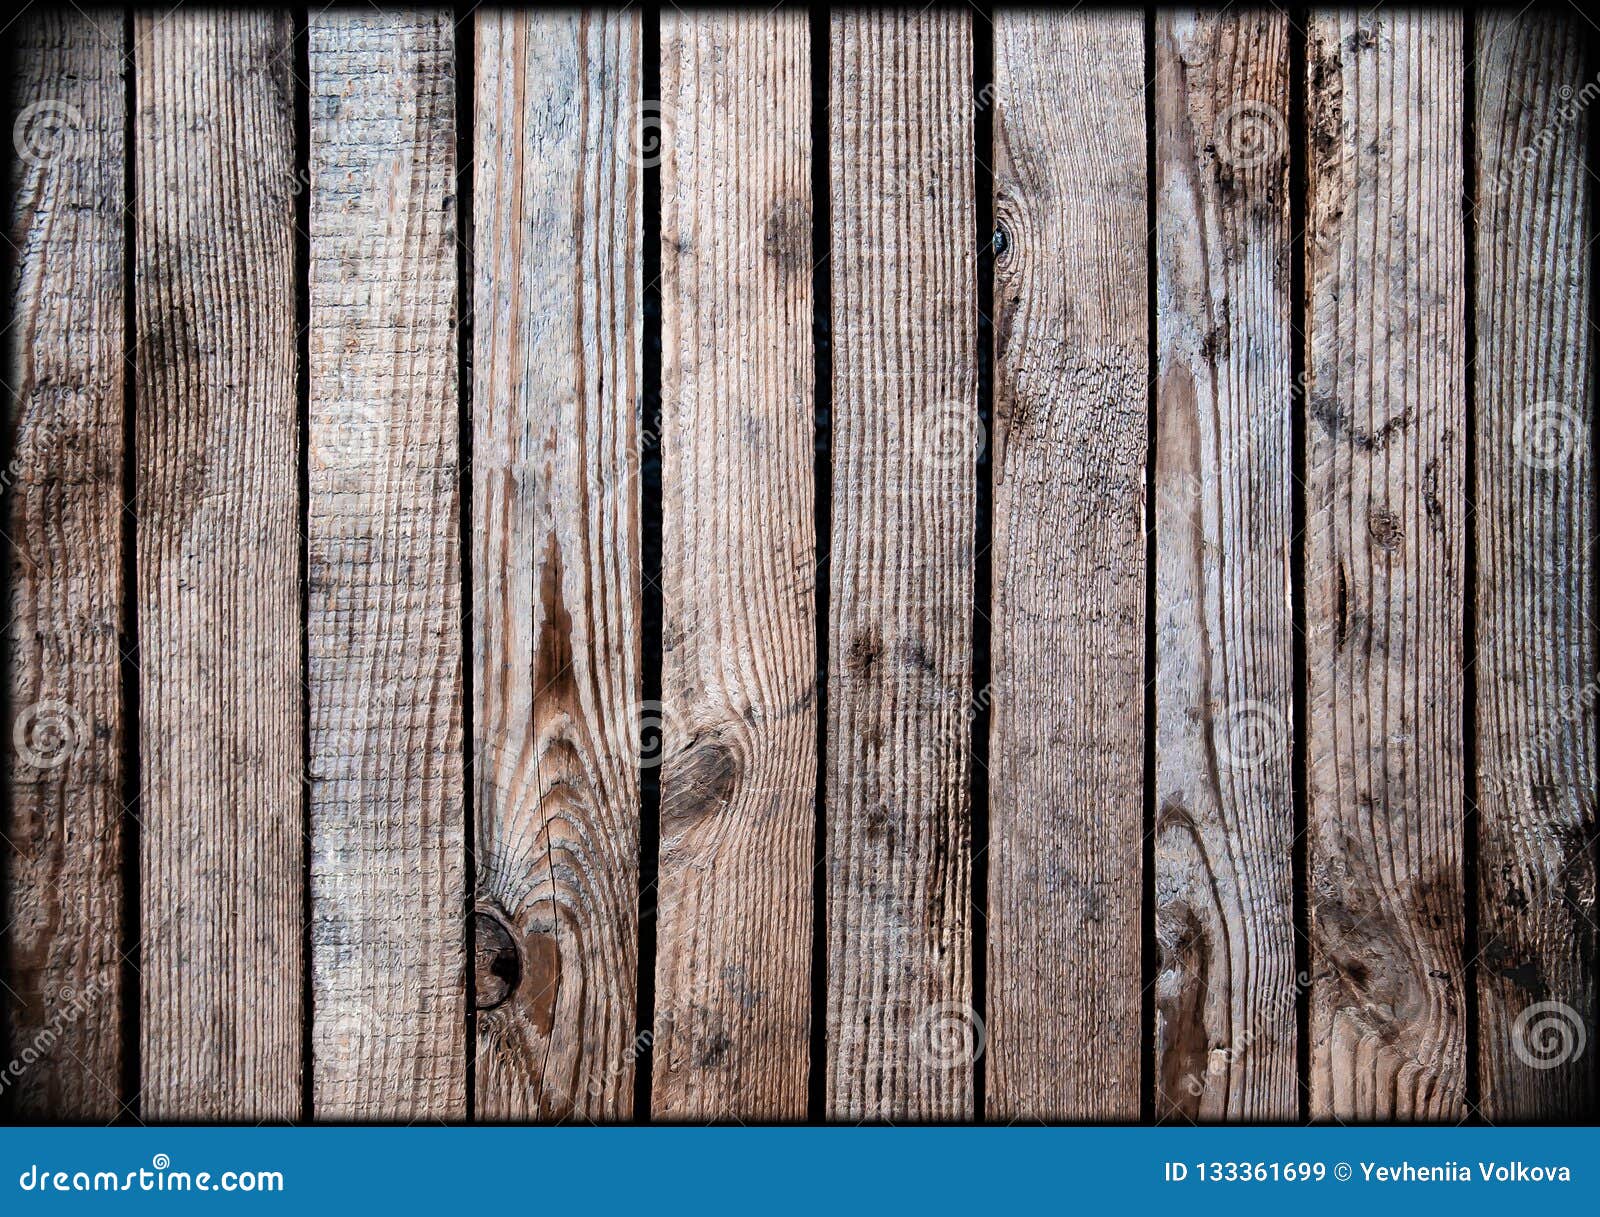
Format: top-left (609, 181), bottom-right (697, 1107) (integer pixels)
top-left (472, 8), bottom-right (642, 1121)
top-left (307, 8), bottom-right (465, 1120)
top-left (988, 9), bottom-right (1146, 1120)
top-left (826, 8), bottom-right (976, 1122)
top-left (652, 9), bottom-right (815, 1120)
top-left (1152, 8), bottom-right (1297, 1121)
top-left (3, 9), bottom-right (125, 1118)
top-left (134, 8), bottom-right (303, 1119)
top-left (1474, 10), bottom-right (1597, 1120)
top-left (1304, 9), bottom-right (1468, 1121)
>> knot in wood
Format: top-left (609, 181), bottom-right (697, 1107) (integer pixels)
top-left (473, 909), bottom-right (521, 1011)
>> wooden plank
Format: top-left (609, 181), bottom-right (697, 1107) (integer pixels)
top-left (1474, 11), bottom-right (1597, 1119)
top-left (472, 8), bottom-right (641, 1121)
top-left (825, 8), bottom-right (975, 1122)
top-left (2, 8), bottom-right (125, 1118)
top-left (134, 8), bottom-right (302, 1120)
top-left (1152, 8), bottom-right (1297, 1121)
top-left (307, 8), bottom-right (464, 1120)
top-left (1304, 9), bottom-right (1467, 1120)
top-left (652, 10), bottom-right (814, 1119)
top-left (988, 9), bottom-right (1146, 1120)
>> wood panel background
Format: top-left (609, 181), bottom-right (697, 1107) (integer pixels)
top-left (3, 5), bottom-right (1595, 1125)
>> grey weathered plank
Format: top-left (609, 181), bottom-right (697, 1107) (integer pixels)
top-left (472, 8), bottom-right (641, 1121)
top-left (2, 8), bottom-right (125, 1118)
top-left (134, 8), bottom-right (303, 1119)
top-left (652, 9), bottom-right (815, 1120)
top-left (307, 8), bottom-right (465, 1120)
top-left (1305, 8), bottom-right (1467, 1120)
top-left (1152, 8), bottom-right (1297, 1121)
top-left (826, 8), bottom-right (976, 1122)
top-left (988, 9), bottom-right (1146, 1120)
top-left (1474, 10), bottom-right (1597, 1120)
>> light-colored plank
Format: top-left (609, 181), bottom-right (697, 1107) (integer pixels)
top-left (988, 9), bottom-right (1146, 1120)
top-left (307, 8), bottom-right (464, 1120)
top-left (472, 8), bottom-right (641, 1121)
top-left (1152, 8), bottom-right (1296, 1121)
top-left (652, 9), bottom-right (815, 1119)
top-left (3, 8), bottom-right (125, 1118)
top-left (826, 8), bottom-right (976, 1122)
top-left (1305, 8), bottom-right (1467, 1121)
top-left (134, 8), bottom-right (303, 1120)
top-left (1474, 11), bottom-right (1596, 1120)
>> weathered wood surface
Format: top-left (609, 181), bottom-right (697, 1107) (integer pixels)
top-left (472, 8), bottom-right (642, 1121)
top-left (3, 9), bottom-right (125, 1118)
top-left (1152, 8), bottom-right (1297, 1122)
top-left (1473, 10), bottom-right (1597, 1120)
top-left (1304, 9), bottom-right (1468, 1121)
top-left (826, 8), bottom-right (976, 1122)
top-left (988, 9), bottom-right (1146, 1120)
top-left (652, 9), bottom-right (815, 1120)
top-left (134, 8), bottom-right (304, 1119)
top-left (307, 8), bottom-right (465, 1120)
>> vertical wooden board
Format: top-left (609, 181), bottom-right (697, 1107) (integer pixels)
top-left (826, 8), bottom-right (975, 1123)
top-left (988, 10), bottom-right (1146, 1119)
top-left (472, 9), bottom-right (641, 1121)
top-left (3, 9), bottom-right (125, 1118)
top-left (1474, 12), bottom-right (1597, 1119)
top-left (653, 10), bottom-right (815, 1119)
top-left (134, 8), bottom-right (302, 1120)
top-left (307, 9), bottom-right (464, 1120)
top-left (1304, 9), bottom-right (1467, 1121)
top-left (1152, 9), bottom-right (1297, 1121)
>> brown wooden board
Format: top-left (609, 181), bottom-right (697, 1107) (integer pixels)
top-left (3, 7), bottom-right (126, 1118)
top-left (134, 8), bottom-right (303, 1119)
top-left (1474, 10), bottom-right (1597, 1120)
top-left (825, 8), bottom-right (977, 1122)
top-left (307, 7), bottom-right (465, 1120)
top-left (988, 8), bottom-right (1147, 1120)
top-left (652, 8), bottom-right (816, 1120)
top-left (1304, 8), bottom-right (1468, 1121)
top-left (472, 8), bottom-right (642, 1121)
top-left (1152, 7), bottom-right (1297, 1122)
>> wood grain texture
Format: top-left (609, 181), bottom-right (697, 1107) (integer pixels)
top-left (472, 8), bottom-right (641, 1121)
top-left (826, 8), bottom-right (975, 1122)
top-left (1152, 8), bottom-right (1297, 1122)
top-left (2, 8), bottom-right (125, 1118)
top-left (652, 10), bottom-right (815, 1120)
top-left (307, 8), bottom-right (465, 1120)
top-left (1474, 11), bottom-right (1597, 1119)
top-left (1305, 9), bottom-right (1467, 1121)
top-left (134, 8), bottom-right (302, 1120)
top-left (988, 9), bottom-right (1146, 1120)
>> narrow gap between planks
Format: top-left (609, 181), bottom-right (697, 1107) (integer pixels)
top-left (807, 0), bottom-right (833, 1125)
top-left (633, 1), bottom-right (665, 1124)
top-left (1288, 5), bottom-right (1311, 1124)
